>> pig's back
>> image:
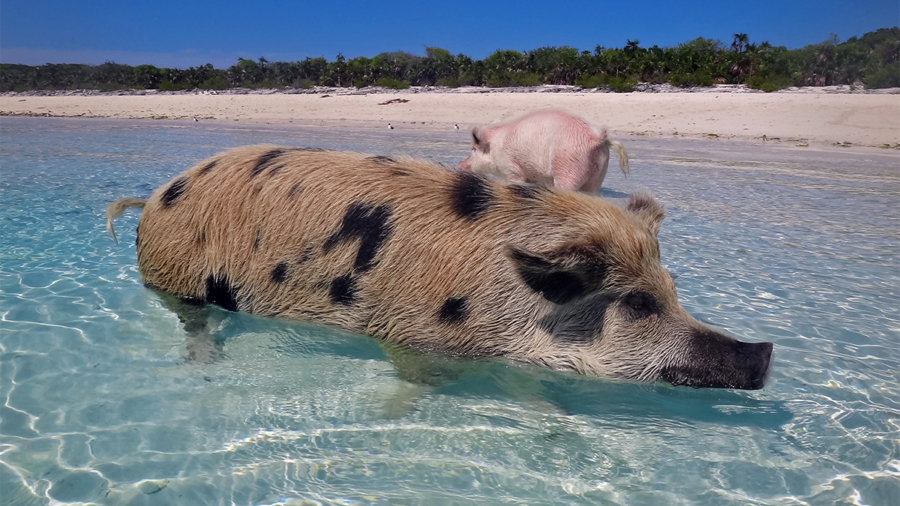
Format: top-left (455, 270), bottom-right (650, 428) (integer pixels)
top-left (504, 110), bottom-right (602, 177)
top-left (134, 145), bottom-right (608, 346)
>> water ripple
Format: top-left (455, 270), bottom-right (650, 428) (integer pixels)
top-left (1, 118), bottom-right (898, 505)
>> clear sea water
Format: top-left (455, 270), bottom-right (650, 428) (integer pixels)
top-left (1, 116), bottom-right (898, 505)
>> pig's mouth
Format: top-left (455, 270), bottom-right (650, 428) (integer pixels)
top-left (659, 339), bottom-right (773, 390)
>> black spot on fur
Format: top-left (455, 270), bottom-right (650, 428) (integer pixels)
top-left (251, 149), bottom-right (286, 177)
top-left (198, 159), bottom-right (217, 175)
top-left (271, 262), bottom-right (289, 283)
top-left (299, 246), bottom-right (314, 264)
top-left (197, 227), bottom-right (207, 245)
top-left (369, 155), bottom-right (395, 164)
top-left (509, 248), bottom-right (589, 305)
top-left (323, 202), bottom-right (394, 272)
top-left (451, 171), bottom-right (494, 221)
top-left (329, 274), bottom-right (358, 305)
top-left (161, 177), bottom-right (188, 208)
top-left (525, 270), bottom-right (586, 305)
top-left (391, 166), bottom-right (412, 177)
top-left (254, 229), bottom-right (262, 250)
top-left (541, 294), bottom-right (613, 343)
top-left (288, 181), bottom-right (303, 198)
top-left (438, 297), bottom-right (469, 324)
top-left (205, 274), bottom-right (238, 312)
top-left (509, 183), bottom-right (548, 200)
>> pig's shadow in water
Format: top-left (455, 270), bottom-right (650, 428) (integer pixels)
top-left (599, 187), bottom-right (630, 199)
top-left (164, 296), bottom-right (791, 430)
top-left (383, 343), bottom-right (793, 429)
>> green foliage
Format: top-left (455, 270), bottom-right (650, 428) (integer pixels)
top-left (199, 76), bottom-right (229, 90)
top-left (374, 77), bottom-right (410, 89)
top-left (866, 62), bottom-right (900, 88)
top-left (606, 75), bottom-right (638, 92)
top-left (745, 74), bottom-right (794, 92)
top-left (1, 28), bottom-right (897, 93)
top-left (669, 70), bottom-right (715, 87)
top-left (575, 73), bottom-right (606, 88)
top-left (487, 71), bottom-right (542, 87)
top-left (158, 80), bottom-right (187, 91)
top-left (96, 82), bottom-right (124, 91)
top-left (436, 77), bottom-right (462, 88)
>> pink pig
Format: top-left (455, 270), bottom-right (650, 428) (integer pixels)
top-left (458, 109), bottom-right (630, 192)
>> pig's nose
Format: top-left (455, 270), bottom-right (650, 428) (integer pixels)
top-left (743, 341), bottom-right (773, 390)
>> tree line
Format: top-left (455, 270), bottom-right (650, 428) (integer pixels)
top-left (2, 28), bottom-right (897, 93)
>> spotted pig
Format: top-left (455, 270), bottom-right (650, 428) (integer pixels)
top-left (107, 145), bottom-right (772, 389)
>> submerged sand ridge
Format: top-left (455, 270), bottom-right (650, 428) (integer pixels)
top-left (2, 85), bottom-right (898, 149)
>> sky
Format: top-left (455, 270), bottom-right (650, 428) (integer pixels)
top-left (1, 0), bottom-right (898, 68)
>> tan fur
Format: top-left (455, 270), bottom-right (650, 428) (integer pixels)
top-left (111, 145), bottom-right (771, 386)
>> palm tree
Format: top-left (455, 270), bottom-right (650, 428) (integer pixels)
top-left (732, 33), bottom-right (749, 53)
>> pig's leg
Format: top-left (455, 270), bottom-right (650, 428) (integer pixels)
top-left (156, 290), bottom-right (226, 364)
top-left (578, 143), bottom-right (612, 193)
top-left (579, 162), bottom-right (610, 194)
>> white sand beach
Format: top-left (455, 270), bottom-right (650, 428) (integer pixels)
top-left (2, 87), bottom-right (899, 149)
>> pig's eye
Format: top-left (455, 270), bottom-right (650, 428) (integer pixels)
top-left (623, 292), bottom-right (656, 318)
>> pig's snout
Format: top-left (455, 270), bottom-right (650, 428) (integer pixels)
top-left (458, 159), bottom-right (471, 171)
top-left (660, 331), bottom-right (773, 390)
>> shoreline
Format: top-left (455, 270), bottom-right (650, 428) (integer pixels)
top-left (2, 85), bottom-right (899, 150)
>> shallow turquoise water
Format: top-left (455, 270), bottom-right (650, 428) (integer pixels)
top-left (1, 117), bottom-right (898, 505)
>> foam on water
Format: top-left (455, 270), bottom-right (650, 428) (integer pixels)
top-left (1, 117), bottom-right (898, 505)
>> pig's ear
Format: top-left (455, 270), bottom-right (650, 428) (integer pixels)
top-left (471, 128), bottom-right (490, 154)
top-left (506, 244), bottom-right (606, 305)
top-left (625, 191), bottom-right (665, 237)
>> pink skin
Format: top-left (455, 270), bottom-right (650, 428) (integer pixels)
top-left (459, 110), bottom-right (617, 193)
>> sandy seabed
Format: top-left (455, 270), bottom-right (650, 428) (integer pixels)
top-left (2, 85), bottom-right (899, 150)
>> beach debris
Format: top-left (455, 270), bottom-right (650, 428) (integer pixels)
top-left (378, 98), bottom-right (410, 105)
top-left (387, 123), bottom-right (394, 130)
top-left (454, 123), bottom-right (460, 131)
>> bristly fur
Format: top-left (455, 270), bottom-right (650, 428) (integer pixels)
top-left (625, 191), bottom-right (665, 236)
top-left (105, 145), bottom-right (771, 389)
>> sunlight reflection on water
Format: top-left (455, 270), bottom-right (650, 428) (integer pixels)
top-left (1, 117), bottom-right (898, 505)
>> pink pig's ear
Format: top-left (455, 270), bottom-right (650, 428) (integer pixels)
top-left (471, 128), bottom-right (482, 146)
top-left (471, 128), bottom-right (490, 154)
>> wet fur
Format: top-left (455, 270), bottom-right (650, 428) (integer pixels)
top-left (108, 145), bottom-right (770, 387)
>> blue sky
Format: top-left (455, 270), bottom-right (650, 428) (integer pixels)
top-left (1, 0), bottom-right (898, 68)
